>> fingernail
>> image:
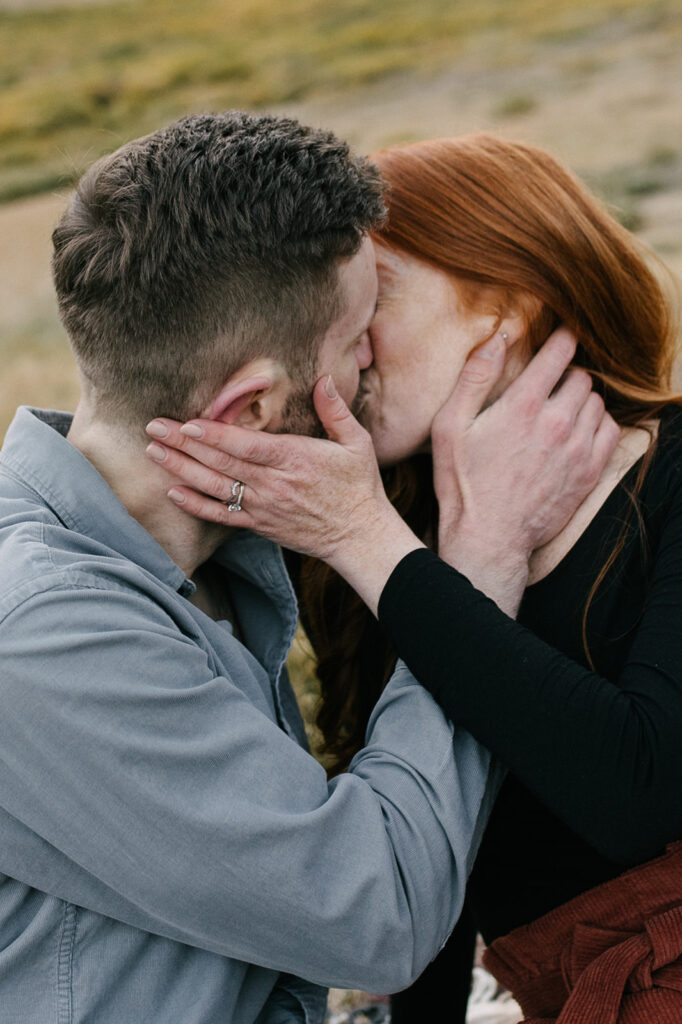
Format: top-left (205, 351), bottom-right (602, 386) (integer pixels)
top-left (180, 423), bottom-right (204, 438)
top-left (167, 488), bottom-right (186, 504)
top-left (145, 420), bottom-right (169, 438)
top-left (146, 442), bottom-right (167, 462)
top-left (325, 375), bottom-right (337, 398)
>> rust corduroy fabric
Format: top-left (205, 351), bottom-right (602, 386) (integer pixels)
top-left (483, 841), bottom-right (682, 1023)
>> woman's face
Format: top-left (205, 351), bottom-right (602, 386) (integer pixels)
top-left (358, 242), bottom-right (500, 466)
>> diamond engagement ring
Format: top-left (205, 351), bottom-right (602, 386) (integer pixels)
top-left (227, 480), bottom-right (245, 512)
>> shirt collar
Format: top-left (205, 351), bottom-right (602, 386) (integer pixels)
top-left (2, 407), bottom-right (192, 594)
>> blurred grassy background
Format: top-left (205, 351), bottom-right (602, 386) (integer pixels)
top-left (1, 0), bottom-right (681, 754)
top-left (2, 0), bottom-right (681, 436)
top-left (1, 0), bottom-right (680, 203)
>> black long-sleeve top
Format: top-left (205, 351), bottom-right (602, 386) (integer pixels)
top-left (378, 404), bottom-right (682, 941)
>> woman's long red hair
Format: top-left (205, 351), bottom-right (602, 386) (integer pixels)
top-left (300, 134), bottom-right (680, 773)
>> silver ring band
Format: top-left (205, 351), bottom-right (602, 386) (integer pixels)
top-left (227, 480), bottom-right (245, 512)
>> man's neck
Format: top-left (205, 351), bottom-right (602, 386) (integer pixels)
top-left (67, 405), bottom-right (230, 579)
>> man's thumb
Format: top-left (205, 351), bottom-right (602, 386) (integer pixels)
top-left (313, 376), bottom-right (364, 445)
top-left (450, 334), bottom-right (506, 424)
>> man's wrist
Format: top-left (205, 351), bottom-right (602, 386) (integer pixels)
top-left (439, 520), bottom-right (530, 617)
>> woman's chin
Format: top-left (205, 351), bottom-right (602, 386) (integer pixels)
top-left (372, 430), bottom-right (432, 468)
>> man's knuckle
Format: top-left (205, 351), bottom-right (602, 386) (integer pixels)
top-left (548, 408), bottom-right (572, 442)
top-left (565, 437), bottom-right (586, 464)
top-left (587, 392), bottom-right (605, 415)
top-left (572, 368), bottom-right (592, 390)
top-left (517, 394), bottom-right (541, 422)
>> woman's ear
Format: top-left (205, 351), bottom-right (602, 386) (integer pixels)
top-left (209, 359), bottom-right (293, 430)
top-left (504, 292), bottom-right (554, 356)
top-left (497, 311), bottom-right (527, 350)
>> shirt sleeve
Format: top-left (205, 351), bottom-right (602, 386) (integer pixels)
top-left (254, 976), bottom-right (316, 1024)
top-left (377, 471), bottom-right (682, 866)
top-left (0, 576), bottom-right (501, 994)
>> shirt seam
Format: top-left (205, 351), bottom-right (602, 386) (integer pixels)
top-left (0, 566), bottom-right (192, 635)
top-left (56, 901), bottom-right (77, 1024)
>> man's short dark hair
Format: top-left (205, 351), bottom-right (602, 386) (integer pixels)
top-left (52, 112), bottom-right (386, 426)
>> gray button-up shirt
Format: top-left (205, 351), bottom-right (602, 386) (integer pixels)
top-left (0, 407), bottom-right (500, 1024)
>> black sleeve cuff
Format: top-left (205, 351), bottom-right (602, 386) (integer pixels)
top-left (378, 548), bottom-right (474, 629)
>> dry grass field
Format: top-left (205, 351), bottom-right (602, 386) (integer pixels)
top-left (0, 0), bottom-right (676, 201)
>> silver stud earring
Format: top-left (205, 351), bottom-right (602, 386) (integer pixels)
top-left (501, 331), bottom-right (509, 341)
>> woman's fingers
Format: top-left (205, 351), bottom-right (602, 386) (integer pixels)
top-left (146, 439), bottom-right (255, 504)
top-left (147, 417), bottom-right (293, 470)
top-left (312, 376), bottom-right (376, 455)
top-left (145, 394), bottom-right (387, 562)
top-left (146, 380), bottom-right (377, 514)
top-left (166, 485), bottom-right (252, 525)
top-left (180, 420), bottom-right (293, 467)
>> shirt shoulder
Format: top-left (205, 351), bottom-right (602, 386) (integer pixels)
top-left (0, 495), bottom-right (170, 628)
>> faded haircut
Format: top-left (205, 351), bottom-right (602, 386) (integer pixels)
top-left (52, 111), bottom-right (386, 426)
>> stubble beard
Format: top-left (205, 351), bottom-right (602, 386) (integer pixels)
top-left (278, 386), bottom-right (326, 439)
top-left (278, 372), bottom-right (372, 439)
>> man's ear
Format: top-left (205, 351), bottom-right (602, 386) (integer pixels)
top-left (208, 360), bottom-right (292, 430)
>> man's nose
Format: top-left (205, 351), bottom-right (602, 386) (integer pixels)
top-left (356, 333), bottom-right (373, 370)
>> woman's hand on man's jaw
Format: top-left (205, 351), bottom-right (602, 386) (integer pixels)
top-left (144, 376), bottom-right (423, 617)
top-left (431, 327), bottom-right (621, 616)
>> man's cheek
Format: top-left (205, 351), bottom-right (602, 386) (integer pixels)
top-left (335, 367), bottom-right (360, 408)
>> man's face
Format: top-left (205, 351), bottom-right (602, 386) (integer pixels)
top-left (280, 236), bottom-right (377, 437)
